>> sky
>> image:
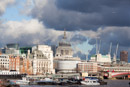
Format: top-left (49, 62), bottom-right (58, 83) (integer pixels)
top-left (0, 0), bottom-right (130, 61)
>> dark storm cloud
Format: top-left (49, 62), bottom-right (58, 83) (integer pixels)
top-left (55, 0), bottom-right (130, 29)
top-left (99, 28), bottom-right (130, 47)
top-left (70, 34), bottom-right (87, 44)
top-left (30, 0), bottom-right (130, 31)
top-left (56, 0), bottom-right (130, 13)
top-left (88, 27), bottom-right (130, 47)
top-left (73, 51), bottom-right (86, 60)
top-left (87, 27), bottom-right (130, 62)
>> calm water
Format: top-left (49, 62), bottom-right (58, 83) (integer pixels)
top-left (20, 80), bottom-right (130, 87)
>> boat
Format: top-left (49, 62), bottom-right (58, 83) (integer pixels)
top-left (81, 79), bottom-right (100, 85)
top-left (36, 78), bottom-right (56, 85)
top-left (10, 77), bottom-right (30, 85)
top-left (81, 77), bottom-right (100, 85)
top-left (67, 78), bottom-right (81, 85)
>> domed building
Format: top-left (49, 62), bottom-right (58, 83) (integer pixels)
top-left (54, 30), bottom-right (81, 73)
top-left (55, 30), bottom-right (73, 58)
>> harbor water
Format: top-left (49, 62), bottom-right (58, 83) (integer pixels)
top-left (20, 80), bottom-right (130, 87)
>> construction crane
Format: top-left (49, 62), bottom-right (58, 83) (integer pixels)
top-left (113, 44), bottom-right (119, 63)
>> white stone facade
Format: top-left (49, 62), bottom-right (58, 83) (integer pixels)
top-left (0, 54), bottom-right (9, 70)
top-left (37, 45), bottom-right (53, 69)
top-left (54, 30), bottom-right (81, 73)
top-left (89, 53), bottom-right (111, 63)
top-left (31, 45), bottom-right (55, 75)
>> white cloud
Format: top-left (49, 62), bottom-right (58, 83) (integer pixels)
top-left (0, 19), bottom-right (63, 46)
top-left (0, 0), bottom-right (15, 15)
top-left (0, 18), bottom-right (90, 47)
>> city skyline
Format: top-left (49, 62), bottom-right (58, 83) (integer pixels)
top-left (0, 0), bottom-right (130, 61)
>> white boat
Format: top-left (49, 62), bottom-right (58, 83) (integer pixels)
top-left (36, 78), bottom-right (56, 85)
top-left (81, 79), bottom-right (100, 85)
top-left (11, 77), bottom-right (30, 85)
top-left (81, 77), bottom-right (100, 85)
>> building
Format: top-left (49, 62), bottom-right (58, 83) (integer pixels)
top-left (29, 45), bottom-right (55, 75)
top-left (120, 51), bottom-right (128, 62)
top-left (55, 60), bottom-right (80, 73)
top-left (6, 43), bottom-right (19, 50)
top-left (5, 43), bottom-right (20, 55)
top-left (55, 31), bottom-right (73, 58)
top-left (89, 53), bottom-right (111, 63)
top-left (19, 56), bottom-right (32, 75)
top-left (77, 62), bottom-right (98, 73)
top-left (54, 30), bottom-right (80, 73)
top-left (0, 54), bottom-right (9, 70)
top-left (9, 55), bottom-right (20, 71)
top-left (20, 47), bottom-right (32, 55)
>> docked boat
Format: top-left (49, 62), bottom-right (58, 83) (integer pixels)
top-left (81, 77), bottom-right (100, 85)
top-left (10, 77), bottom-right (30, 85)
top-left (36, 78), bottom-right (56, 85)
top-left (81, 79), bottom-right (100, 85)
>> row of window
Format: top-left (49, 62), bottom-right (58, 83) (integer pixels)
top-left (104, 69), bottom-right (130, 71)
top-left (0, 59), bottom-right (9, 61)
top-left (37, 69), bottom-right (50, 73)
top-left (0, 63), bottom-right (9, 64)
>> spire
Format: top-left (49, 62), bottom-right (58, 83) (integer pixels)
top-left (63, 29), bottom-right (67, 39)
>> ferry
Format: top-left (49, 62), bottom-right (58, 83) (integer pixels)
top-left (81, 79), bottom-right (100, 85)
top-left (81, 77), bottom-right (100, 85)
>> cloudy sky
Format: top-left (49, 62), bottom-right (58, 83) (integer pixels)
top-left (0, 0), bottom-right (130, 61)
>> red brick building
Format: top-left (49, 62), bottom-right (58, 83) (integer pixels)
top-left (120, 51), bottom-right (128, 62)
top-left (9, 55), bottom-right (20, 71)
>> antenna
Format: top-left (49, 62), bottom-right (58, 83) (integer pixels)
top-left (109, 42), bottom-right (112, 54)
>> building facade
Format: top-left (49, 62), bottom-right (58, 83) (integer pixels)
top-left (29, 45), bottom-right (55, 75)
top-left (77, 62), bottom-right (98, 73)
top-left (0, 54), bottom-right (9, 70)
top-left (9, 55), bottom-right (20, 71)
top-left (120, 51), bottom-right (128, 62)
top-left (89, 53), bottom-right (111, 63)
top-left (54, 30), bottom-right (81, 73)
top-left (5, 44), bottom-right (20, 55)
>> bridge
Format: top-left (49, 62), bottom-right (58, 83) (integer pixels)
top-left (103, 66), bottom-right (130, 79)
top-left (111, 72), bottom-right (130, 78)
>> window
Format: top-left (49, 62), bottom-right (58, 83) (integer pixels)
top-left (61, 50), bottom-right (64, 55)
top-left (65, 50), bottom-right (69, 55)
